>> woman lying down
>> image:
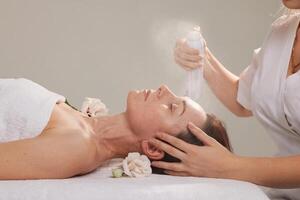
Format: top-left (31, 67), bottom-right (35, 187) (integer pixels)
top-left (0, 78), bottom-right (231, 179)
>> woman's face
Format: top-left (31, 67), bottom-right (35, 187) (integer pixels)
top-left (126, 85), bottom-right (207, 139)
top-left (282, 0), bottom-right (300, 9)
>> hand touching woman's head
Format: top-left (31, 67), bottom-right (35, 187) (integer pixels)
top-left (150, 113), bottom-right (232, 174)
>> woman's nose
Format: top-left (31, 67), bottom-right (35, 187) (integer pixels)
top-left (158, 85), bottom-right (176, 98)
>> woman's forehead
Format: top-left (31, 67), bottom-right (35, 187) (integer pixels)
top-left (181, 97), bottom-right (207, 126)
top-left (180, 96), bottom-right (203, 111)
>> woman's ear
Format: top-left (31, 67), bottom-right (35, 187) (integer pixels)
top-left (141, 140), bottom-right (165, 160)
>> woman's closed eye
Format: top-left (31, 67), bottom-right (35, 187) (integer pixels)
top-left (170, 100), bottom-right (186, 116)
top-left (170, 103), bottom-right (179, 113)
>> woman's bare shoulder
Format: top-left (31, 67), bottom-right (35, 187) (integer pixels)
top-left (41, 102), bottom-right (91, 137)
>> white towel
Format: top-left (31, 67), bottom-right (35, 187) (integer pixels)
top-left (0, 78), bottom-right (65, 143)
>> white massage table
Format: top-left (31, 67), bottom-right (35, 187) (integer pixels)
top-left (0, 159), bottom-right (269, 200)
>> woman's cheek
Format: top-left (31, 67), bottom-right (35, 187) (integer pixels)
top-left (158, 114), bottom-right (178, 133)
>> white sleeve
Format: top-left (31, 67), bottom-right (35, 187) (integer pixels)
top-left (237, 48), bottom-right (261, 111)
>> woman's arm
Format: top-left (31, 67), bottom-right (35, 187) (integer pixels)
top-left (203, 48), bottom-right (252, 117)
top-left (231, 155), bottom-right (300, 188)
top-left (0, 130), bottom-right (98, 180)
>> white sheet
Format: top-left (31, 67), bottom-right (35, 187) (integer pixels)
top-left (0, 159), bottom-right (269, 200)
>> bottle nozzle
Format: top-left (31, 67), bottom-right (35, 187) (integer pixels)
top-left (187, 25), bottom-right (202, 41)
top-left (193, 26), bottom-right (201, 33)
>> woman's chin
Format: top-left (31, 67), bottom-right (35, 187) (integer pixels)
top-left (125, 91), bottom-right (141, 115)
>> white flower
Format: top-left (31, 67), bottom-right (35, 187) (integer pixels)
top-left (122, 152), bottom-right (152, 178)
top-left (81, 97), bottom-right (108, 117)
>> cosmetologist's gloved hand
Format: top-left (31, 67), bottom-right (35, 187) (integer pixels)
top-left (174, 38), bottom-right (205, 71)
top-left (149, 122), bottom-right (238, 178)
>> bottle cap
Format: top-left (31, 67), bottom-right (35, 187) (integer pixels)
top-left (187, 26), bottom-right (202, 41)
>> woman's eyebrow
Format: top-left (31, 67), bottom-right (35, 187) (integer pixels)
top-left (180, 100), bottom-right (186, 116)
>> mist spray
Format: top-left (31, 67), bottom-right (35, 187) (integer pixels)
top-left (184, 26), bottom-right (206, 100)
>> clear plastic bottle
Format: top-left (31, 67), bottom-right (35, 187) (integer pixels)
top-left (184, 26), bottom-right (206, 100)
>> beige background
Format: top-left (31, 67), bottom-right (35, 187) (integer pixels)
top-left (0, 0), bottom-right (282, 156)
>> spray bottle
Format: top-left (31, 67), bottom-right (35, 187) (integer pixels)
top-left (184, 26), bottom-right (206, 100)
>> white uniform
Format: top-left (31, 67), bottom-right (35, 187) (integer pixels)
top-left (237, 13), bottom-right (300, 199)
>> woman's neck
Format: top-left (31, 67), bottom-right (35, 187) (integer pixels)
top-left (86, 113), bottom-right (142, 161)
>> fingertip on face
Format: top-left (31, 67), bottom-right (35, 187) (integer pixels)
top-left (155, 131), bottom-right (164, 138)
top-left (188, 121), bottom-right (195, 128)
